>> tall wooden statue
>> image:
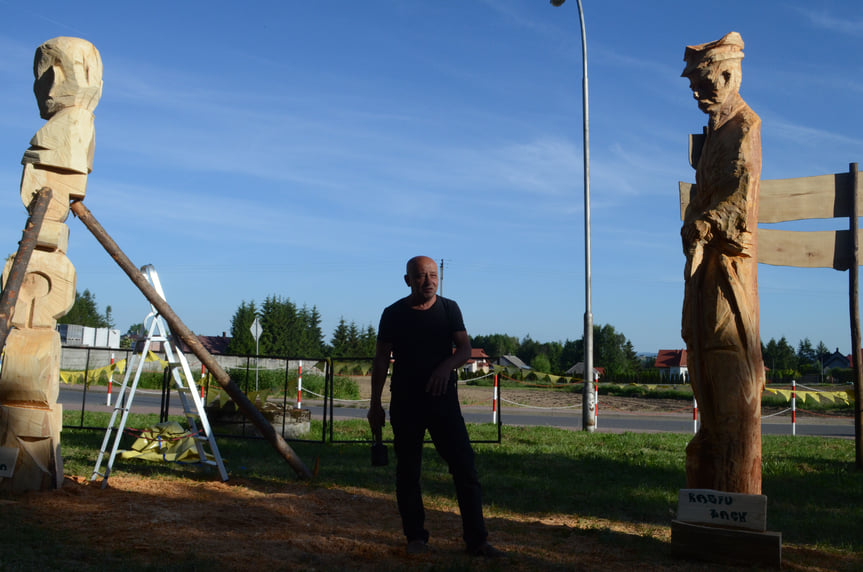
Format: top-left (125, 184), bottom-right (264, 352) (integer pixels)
top-left (680, 32), bottom-right (765, 495)
top-left (0, 37), bottom-right (102, 491)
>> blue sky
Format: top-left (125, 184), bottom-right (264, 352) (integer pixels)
top-left (1, 1), bottom-right (861, 356)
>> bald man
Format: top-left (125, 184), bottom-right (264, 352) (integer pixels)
top-left (368, 256), bottom-right (502, 557)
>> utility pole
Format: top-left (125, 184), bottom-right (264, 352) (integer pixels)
top-left (440, 258), bottom-right (445, 296)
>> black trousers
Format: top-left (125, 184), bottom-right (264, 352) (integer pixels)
top-left (389, 384), bottom-right (488, 549)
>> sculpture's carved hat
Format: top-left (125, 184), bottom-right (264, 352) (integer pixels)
top-left (681, 31), bottom-right (744, 77)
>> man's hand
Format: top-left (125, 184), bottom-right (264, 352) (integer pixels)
top-left (426, 364), bottom-right (451, 396)
top-left (367, 402), bottom-right (386, 435)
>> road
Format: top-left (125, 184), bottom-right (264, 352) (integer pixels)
top-left (59, 385), bottom-right (854, 439)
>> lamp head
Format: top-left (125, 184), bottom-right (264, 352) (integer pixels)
top-left (550, 0), bottom-right (566, 6)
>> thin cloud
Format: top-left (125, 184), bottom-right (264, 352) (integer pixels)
top-left (795, 6), bottom-right (863, 36)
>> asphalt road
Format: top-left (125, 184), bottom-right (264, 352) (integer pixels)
top-left (59, 385), bottom-right (854, 439)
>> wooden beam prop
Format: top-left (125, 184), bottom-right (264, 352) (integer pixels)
top-left (851, 163), bottom-right (863, 467)
top-left (0, 187), bottom-right (52, 350)
top-left (69, 200), bottom-right (313, 480)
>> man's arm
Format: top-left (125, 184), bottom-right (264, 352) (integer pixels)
top-left (367, 339), bottom-right (392, 435)
top-left (426, 330), bottom-right (472, 396)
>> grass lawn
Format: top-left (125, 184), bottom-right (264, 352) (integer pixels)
top-left (1, 414), bottom-right (860, 570)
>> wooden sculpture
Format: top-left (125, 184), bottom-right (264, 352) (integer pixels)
top-left (680, 32), bottom-right (765, 495)
top-left (0, 37), bottom-right (102, 491)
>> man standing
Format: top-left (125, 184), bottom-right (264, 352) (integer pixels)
top-left (367, 256), bottom-right (502, 557)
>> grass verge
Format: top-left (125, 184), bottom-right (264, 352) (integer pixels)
top-left (2, 416), bottom-right (861, 570)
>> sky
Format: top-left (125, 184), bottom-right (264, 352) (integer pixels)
top-left (1, 1), bottom-right (861, 356)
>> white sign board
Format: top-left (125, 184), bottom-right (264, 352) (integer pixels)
top-left (250, 317), bottom-right (262, 341)
top-left (677, 489), bottom-right (767, 532)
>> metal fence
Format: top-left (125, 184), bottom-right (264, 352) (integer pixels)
top-left (59, 347), bottom-right (502, 445)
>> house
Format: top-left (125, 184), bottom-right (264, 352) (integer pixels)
top-left (564, 362), bottom-right (603, 380)
top-left (461, 348), bottom-right (492, 374)
top-left (654, 349), bottom-right (688, 381)
top-left (496, 354), bottom-right (530, 370)
top-left (823, 348), bottom-right (850, 369)
top-left (176, 332), bottom-right (231, 356)
top-left (57, 324), bottom-right (121, 348)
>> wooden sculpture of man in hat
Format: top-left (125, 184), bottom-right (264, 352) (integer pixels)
top-left (680, 31), bottom-right (765, 495)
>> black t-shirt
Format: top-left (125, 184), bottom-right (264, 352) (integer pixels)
top-left (377, 296), bottom-right (465, 395)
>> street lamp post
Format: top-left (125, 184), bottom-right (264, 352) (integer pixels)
top-left (551, 0), bottom-right (595, 432)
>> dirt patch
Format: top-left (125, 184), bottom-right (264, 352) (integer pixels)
top-left (353, 378), bottom-right (693, 414)
top-left (6, 385), bottom-right (850, 570)
top-left (10, 475), bottom-right (739, 571)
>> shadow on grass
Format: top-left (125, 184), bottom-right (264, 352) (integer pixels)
top-left (54, 421), bottom-right (863, 568)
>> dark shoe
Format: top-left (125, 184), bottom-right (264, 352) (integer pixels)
top-left (467, 542), bottom-right (505, 558)
top-left (406, 539), bottom-right (428, 555)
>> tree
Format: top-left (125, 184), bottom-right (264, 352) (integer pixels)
top-left (120, 322), bottom-right (144, 349)
top-left (329, 318), bottom-right (376, 358)
top-left (530, 353), bottom-right (552, 374)
top-left (797, 338), bottom-right (816, 366)
top-left (470, 333), bottom-right (519, 358)
top-left (330, 317), bottom-right (352, 358)
top-left (104, 305), bottom-right (115, 329)
top-left (567, 324), bottom-right (639, 378)
top-left (259, 294), bottom-right (298, 356)
top-left (58, 289), bottom-right (109, 327)
top-left (297, 305), bottom-right (326, 357)
top-left (559, 339), bottom-right (581, 373)
top-left (358, 324), bottom-right (377, 358)
top-left (227, 300), bottom-right (258, 355)
top-left (762, 336), bottom-right (798, 379)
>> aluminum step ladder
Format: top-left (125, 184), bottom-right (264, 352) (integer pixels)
top-left (90, 265), bottom-right (228, 487)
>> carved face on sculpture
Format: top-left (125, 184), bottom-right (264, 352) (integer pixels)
top-left (686, 61), bottom-right (741, 116)
top-left (33, 37), bottom-right (102, 119)
top-left (681, 32), bottom-right (744, 118)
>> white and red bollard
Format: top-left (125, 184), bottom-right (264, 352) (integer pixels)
top-left (692, 396), bottom-right (698, 434)
top-left (492, 373), bottom-right (499, 424)
top-left (200, 364), bottom-right (207, 399)
top-left (296, 363), bottom-right (303, 409)
top-left (594, 381), bottom-right (599, 429)
top-left (791, 379), bottom-right (797, 436)
top-left (106, 353), bottom-right (114, 406)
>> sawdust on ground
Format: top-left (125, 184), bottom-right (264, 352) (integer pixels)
top-left (6, 383), bottom-right (843, 570)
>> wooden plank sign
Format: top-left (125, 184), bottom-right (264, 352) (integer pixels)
top-left (680, 169), bottom-right (863, 269)
top-left (679, 171), bottom-right (863, 223)
top-left (677, 488), bottom-right (767, 532)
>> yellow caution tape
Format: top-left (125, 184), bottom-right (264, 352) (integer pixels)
top-left (764, 387), bottom-right (853, 404)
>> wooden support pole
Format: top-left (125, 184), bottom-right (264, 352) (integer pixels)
top-left (0, 187), bottom-right (53, 350)
top-left (850, 162), bottom-right (863, 469)
top-left (69, 200), bottom-right (312, 480)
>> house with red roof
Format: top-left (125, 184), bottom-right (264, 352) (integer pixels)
top-left (654, 349), bottom-right (688, 382)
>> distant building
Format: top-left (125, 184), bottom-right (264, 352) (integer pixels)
top-left (57, 324), bottom-right (121, 349)
top-left (496, 354), bottom-right (530, 370)
top-left (824, 349), bottom-right (851, 370)
top-left (564, 362), bottom-right (603, 380)
top-left (462, 347), bottom-right (492, 374)
top-left (164, 332), bottom-right (231, 356)
top-left (654, 349), bottom-right (688, 381)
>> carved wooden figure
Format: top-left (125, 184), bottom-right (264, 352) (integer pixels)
top-left (680, 32), bottom-right (765, 495)
top-left (0, 37), bottom-right (101, 492)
